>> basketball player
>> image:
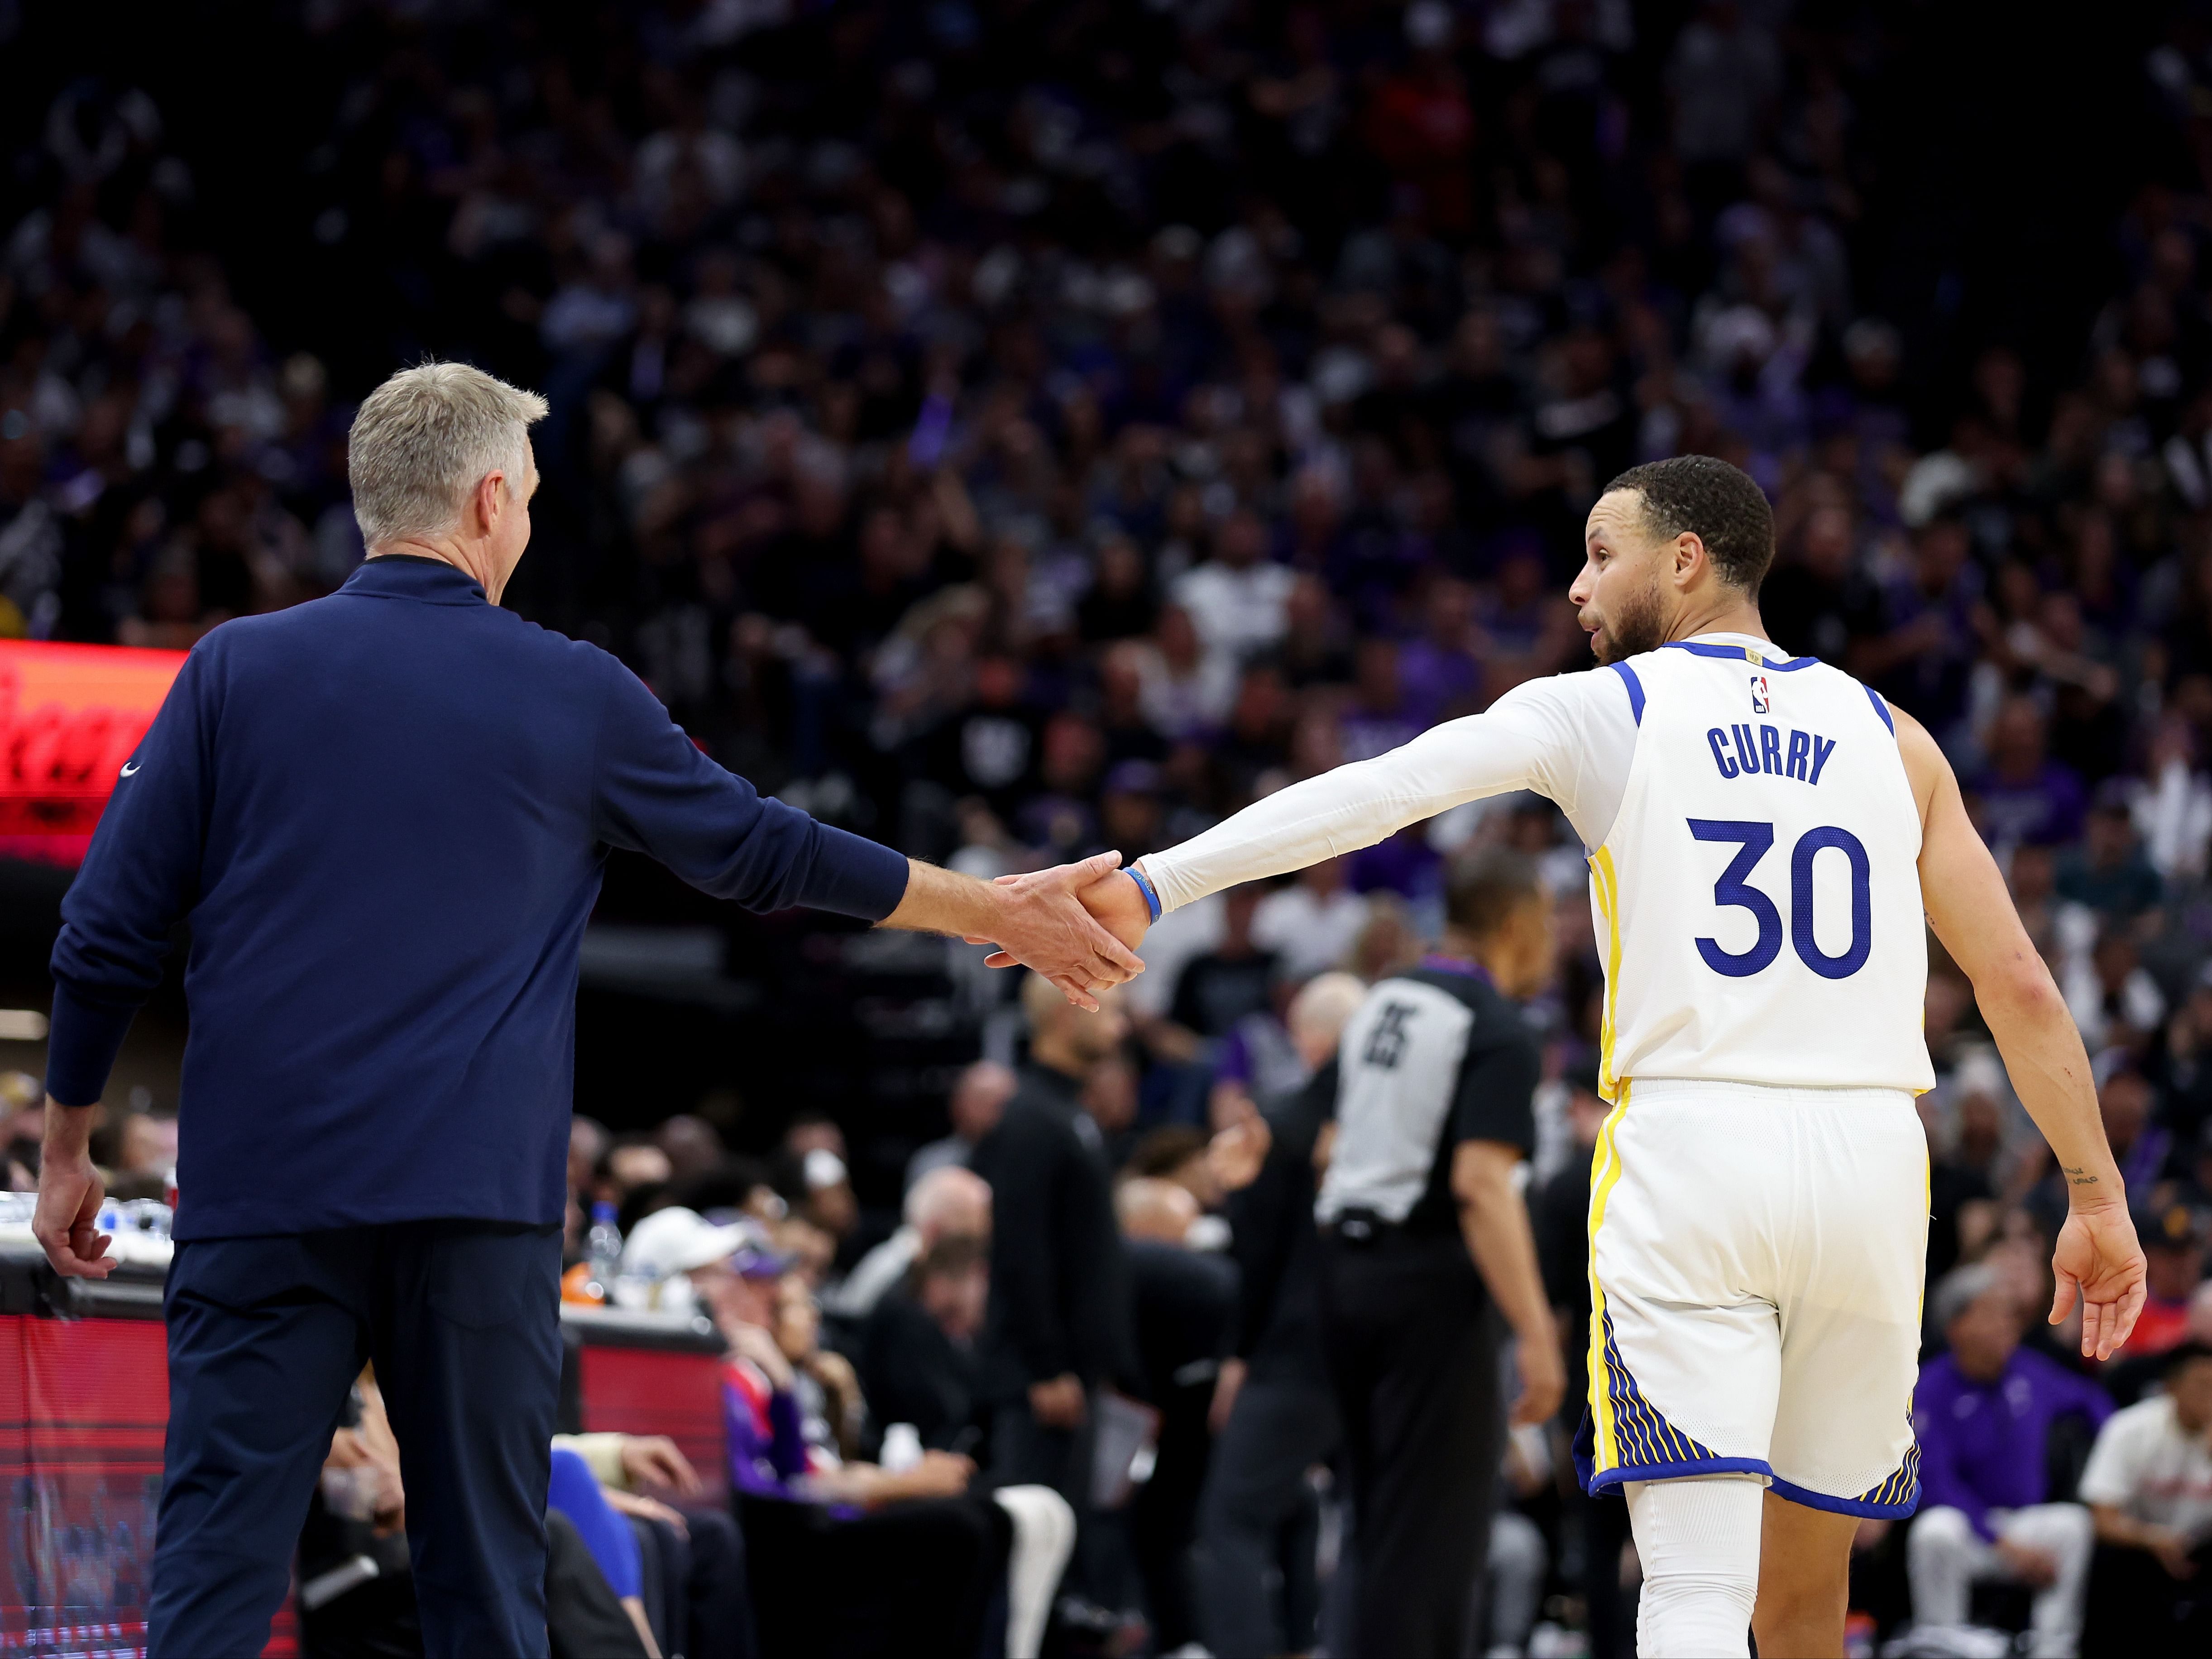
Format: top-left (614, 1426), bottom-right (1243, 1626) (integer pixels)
top-left (1044, 456), bottom-right (2147, 1656)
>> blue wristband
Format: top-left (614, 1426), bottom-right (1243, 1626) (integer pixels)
top-left (1126, 864), bottom-right (1163, 923)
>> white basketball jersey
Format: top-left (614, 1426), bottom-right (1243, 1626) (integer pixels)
top-left (1590, 640), bottom-right (1934, 1100)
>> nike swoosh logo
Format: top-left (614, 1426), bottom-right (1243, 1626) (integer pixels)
top-left (120, 761), bottom-right (139, 777)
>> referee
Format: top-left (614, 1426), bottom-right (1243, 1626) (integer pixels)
top-left (1316, 846), bottom-right (1565, 1659)
top-left (29, 363), bottom-right (1141, 1658)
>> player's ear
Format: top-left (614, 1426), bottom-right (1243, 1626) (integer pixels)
top-left (1673, 531), bottom-right (1705, 589)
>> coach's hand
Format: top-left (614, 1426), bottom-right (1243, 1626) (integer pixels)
top-left (2049, 1199), bottom-right (2146, 1362)
top-left (890, 853), bottom-right (1143, 1011)
top-left (33, 1102), bottom-right (117, 1280)
top-left (978, 857), bottom-right (1152, 967)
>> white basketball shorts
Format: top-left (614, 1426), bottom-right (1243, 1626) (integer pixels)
top-left (1575, 1078), bottom-right (1929, 1516)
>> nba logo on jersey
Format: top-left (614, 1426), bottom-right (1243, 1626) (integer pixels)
top-left (1749, 673), bottom-right (1771, 713)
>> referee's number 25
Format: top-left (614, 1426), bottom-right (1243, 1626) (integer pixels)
top-left (1686, 819), bottom-right (1871, 980)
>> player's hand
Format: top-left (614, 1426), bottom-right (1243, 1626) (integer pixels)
top-left (33, 1132), bottom-right (115, 1281)
top-left (1508, 1330), bottom-right (1567, 1427)
top-left (965, 851), bottom-right (1145, 1011)
top-left (619, 1434), bottom-right (702, 1498)
top-left (1077, 862), bottom-right (1153, 953)
top-left (2049, 1201), bottom-right (2146, 1362)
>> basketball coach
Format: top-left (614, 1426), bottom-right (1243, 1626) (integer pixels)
top-left (30, 363), bottom-right (1142, 1657)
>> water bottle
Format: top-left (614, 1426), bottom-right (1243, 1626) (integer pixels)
top-left (585, 1202), bottom-right (623, 1302)
top-left (880, 1423), bottom-right (923, 1473)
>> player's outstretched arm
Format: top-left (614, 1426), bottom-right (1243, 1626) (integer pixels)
top-left (1041, 683), bottom-right (1588, 959)
top-left (1896, 708), bottom-right (2146, 1361)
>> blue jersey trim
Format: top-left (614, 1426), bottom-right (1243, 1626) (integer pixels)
top-left (1769, 1473), bottom-right (1920, 1519)
top-left (1585, 1450), bottom-right (1774, 1494)
top-left (1574, 1402), bottom-right (1773, 1494)
top-left (1607, 660), bottom-right (1646, 725)
top-left (1661, 640), bottom-right (1819, 670)
top-left (1864, 685), bottom-right (1896, 733)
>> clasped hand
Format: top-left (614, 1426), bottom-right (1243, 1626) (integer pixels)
top-left (966, 851), bottom-right (1154, 1009)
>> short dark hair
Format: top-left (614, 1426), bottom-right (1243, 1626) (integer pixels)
top-left (2164, 1340), bottom-right (2212, 1378)
top-left (1444, 846), bottom-right (1546, 938)
top-left (1124, 1125), bottom-right (1208, 1179)
top-left (1604, 455), bottom-right (1776, 595)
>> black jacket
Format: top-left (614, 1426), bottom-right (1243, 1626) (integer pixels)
top-left (1225, 1060), bottom-right (1337, 1387)
top-left (969, 1063), bottom-right (1134, 1395)
top-left (857, 1287), bottom-right (982, 1453)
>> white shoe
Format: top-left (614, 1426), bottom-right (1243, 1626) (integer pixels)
top-left (1880, 1624), bottom-right (2015, 1659)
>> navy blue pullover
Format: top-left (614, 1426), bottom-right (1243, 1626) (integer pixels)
top-left (46, 557), bottom-right (910, 1240)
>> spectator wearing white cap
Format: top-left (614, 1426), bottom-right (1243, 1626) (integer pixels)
top-left (662, 1205), bottom-right (1070, 1659)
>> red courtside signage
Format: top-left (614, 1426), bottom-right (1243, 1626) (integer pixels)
top-left (0, 641), bottom-right (188, 867)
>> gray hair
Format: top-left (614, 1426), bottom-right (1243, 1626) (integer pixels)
top-left (903, 1163), bottom-right (991, 1235)
top-left (1288, 971), bottom-right (1368, 1047)
top-left (1930, 1262), bottom-right (2004, 1333)
top-left (347, 362), bottom-right (548, 548)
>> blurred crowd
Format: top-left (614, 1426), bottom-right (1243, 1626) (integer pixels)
top-left (10, 0), bottom-right (2212, 1653)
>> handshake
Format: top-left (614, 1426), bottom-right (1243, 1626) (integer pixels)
top-left (959, 849), bottom-right (1159, 1012)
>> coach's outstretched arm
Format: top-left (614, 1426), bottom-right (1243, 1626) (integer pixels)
top-left (589, 655), bottom-right (1144, 1011)
top-left (1897, 707), bottom-right (2147, 1361)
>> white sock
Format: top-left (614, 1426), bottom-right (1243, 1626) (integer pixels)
top-left (1626, 1476), bottom-right (1764, 1658)
top-left (992, 1483), bottom-right (1077, 1659)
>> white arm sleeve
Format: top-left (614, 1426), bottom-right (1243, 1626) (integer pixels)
top-left (1141, 668), bottom-right (1637, 912)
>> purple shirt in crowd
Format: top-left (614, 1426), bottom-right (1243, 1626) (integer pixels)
top-left (1912, 1347), bottom-right (2113, 1539)
top-left (723, 1359), bottom-right (811, 1500)
top-left (1970, 761), bottom-right (2089, 849)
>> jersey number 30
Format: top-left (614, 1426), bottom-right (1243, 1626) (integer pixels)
top-left (1686, 819), bottom-right (1872, 980)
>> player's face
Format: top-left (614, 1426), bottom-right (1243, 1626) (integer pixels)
top-left (1571, 490), bottom-right (1671, 664)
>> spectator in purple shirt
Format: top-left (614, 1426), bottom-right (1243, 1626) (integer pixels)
top-left (1971, 698), bottom-right (2091, 853)
top-left (625, 1209), bottom-right (1003, 1658)
top-left (1339, 636), bottom-right (1422, 761)
top-left (644, 1208), bottom-right (1073, 1659)
top-left (1907, 1262), bottom-right (2113, 1657)
top-left (1850, 513), bottom-right (1986, 740)
top-left (1397, 577), bottom-right (1484, 729)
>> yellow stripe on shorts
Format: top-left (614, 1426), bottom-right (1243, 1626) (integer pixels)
top-left (1584, 1083), bottom-right (1630, 1476)
top-left (1590, 846), bottom-right (1625, 1103)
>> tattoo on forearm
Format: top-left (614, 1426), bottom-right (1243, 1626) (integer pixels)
top-left (2064, 1164), bottom-right (2098, 1186)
